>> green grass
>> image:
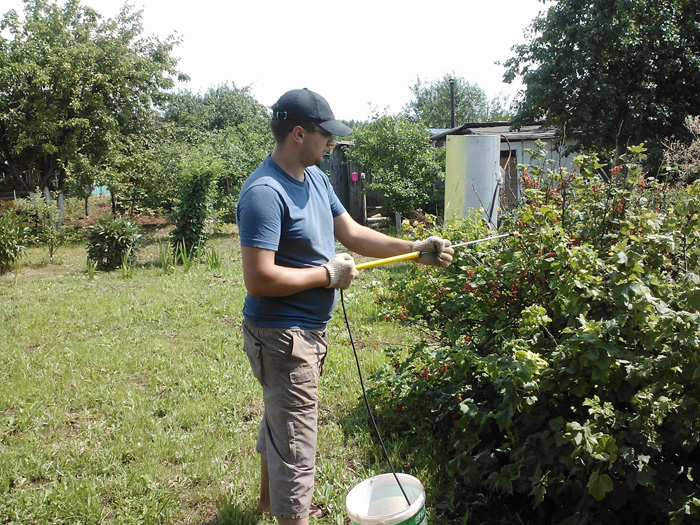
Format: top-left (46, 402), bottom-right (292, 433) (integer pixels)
top-left (0, 227), bottom-right (439, 524)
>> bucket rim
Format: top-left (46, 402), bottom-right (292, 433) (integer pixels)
top-left (346, 473), bottom-right (426, 523)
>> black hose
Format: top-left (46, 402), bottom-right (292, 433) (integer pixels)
top-left (340, 289), bottom-right (412, 507)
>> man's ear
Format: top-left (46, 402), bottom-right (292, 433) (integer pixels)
top-left (291, 125), bottom-right (306, 144)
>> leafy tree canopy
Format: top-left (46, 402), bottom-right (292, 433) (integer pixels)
top-left (0, 0), bottom-right (184, 201)
top-left (347, 113), bottom-right (443, 217)
top-left (403, 73), bottom-right (514, 128)
top-left (162, 83), bottom-right (269, 134)
top-left (504, 0), bottom-right (700, 164)
top-left (159, 84), bottom-right (273, 219)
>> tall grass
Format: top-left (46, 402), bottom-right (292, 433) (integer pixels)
top-left (0, 230), bottom-right (435, 524)
top-left (158, 241), bottom-right (175, 275)
top-left (175, 240), bottom-right (196, 273)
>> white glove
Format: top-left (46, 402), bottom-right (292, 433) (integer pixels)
top-left (323, 253), bottom-right (358, 289)
top-left (411, 236), bottom-right (454, 268)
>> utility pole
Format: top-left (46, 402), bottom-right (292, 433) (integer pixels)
top-left (449, 78), bottom-right (456, 128)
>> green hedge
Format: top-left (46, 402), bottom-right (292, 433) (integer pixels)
top-left (373, 145), bottom-right (700, 523)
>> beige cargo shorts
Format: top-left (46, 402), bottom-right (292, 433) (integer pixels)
top-left (242, 319), bottom-right (328, 519)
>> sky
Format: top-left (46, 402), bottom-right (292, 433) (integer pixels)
top-left (2, 0), bottom-right (547, 121)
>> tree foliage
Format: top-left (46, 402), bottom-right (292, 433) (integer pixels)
top-left (0, 0), bottom-right (183, 217)
top-left (346, 113), bottom-right (443, 217)
top-left (403, 73), bottom-right (514, 128)
top-left (163, 83), bottom-right (269, 134)
top-left (161, 84), bottom-right (272, 221)
top-left (504, 0), bottom-right (700, 164)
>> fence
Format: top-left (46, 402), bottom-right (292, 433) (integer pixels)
top-left (321, 144), bottom-right (383, 225)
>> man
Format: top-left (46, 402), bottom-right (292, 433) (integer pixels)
top-left (236, 88), bottom-right (453, 524)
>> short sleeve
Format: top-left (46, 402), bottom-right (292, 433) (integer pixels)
top-left (329, 185), bottom-right (345, 217)
top-left (237, 184), bottom-right (284, 251)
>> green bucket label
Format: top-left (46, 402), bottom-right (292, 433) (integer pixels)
top-left (351, 503), bottom-right (426, 525)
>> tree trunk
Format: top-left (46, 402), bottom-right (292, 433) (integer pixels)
top-left (42, 183), bottom-right (65, 229)
top-left (56, 190), bottom-right (64, 227)
top-left (129, 176), bottom-right (137, 217)
top-left (42, 184), bottom-right (54, 227)
top-left (84, 184), bottom-right (91, 216)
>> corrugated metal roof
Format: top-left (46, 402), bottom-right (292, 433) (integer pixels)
top-left (430, 122), bottom-right (557, 143)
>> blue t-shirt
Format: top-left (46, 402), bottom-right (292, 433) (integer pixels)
top-left (236, 156), bottom-right (346, 329)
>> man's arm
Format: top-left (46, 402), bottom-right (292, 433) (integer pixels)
top-left (333, 212), bottom-right (413, 258)
top-left (241, 246), bottom-right (329, 297)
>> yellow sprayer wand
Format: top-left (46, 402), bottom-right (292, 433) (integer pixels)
top-left (355, 232), bottom-right (519, 271)
top-left (355, 251), bottom-right (421, 270)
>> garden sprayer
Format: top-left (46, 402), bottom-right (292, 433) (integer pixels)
top-left (355, 231), bottom-right (519, 271)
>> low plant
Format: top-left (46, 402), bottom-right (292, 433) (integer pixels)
top-left (13, 192), bottom-right (70, 264)
top-left (86, 215), bottom-right (141, 271)
top-left (373, 145), bottom-right (700, 523)
top-left (665, 115), bottom-right (700, 183)
top-left (158, 241), bottom-right (175, 275)
top-left (86, 258), bottom-right (96, 279)
top-left (203, 245), bottom-right (221, 270)
top-left (0, 208), bottom-right (27, 275)
top-left (120, 247), bottom-right (135, 278)
top-left (175, 240), bottom-right (197, 273)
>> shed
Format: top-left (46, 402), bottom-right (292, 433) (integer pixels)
top-left (431, 122), bottom-right (579, 205)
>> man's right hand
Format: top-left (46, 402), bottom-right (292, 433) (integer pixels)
top-left (323, 253), bottom-right (358, 289)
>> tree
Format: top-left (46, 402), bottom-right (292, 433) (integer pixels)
top-left (403, 73), bottom-right (514, 128)
top-left (347, 113), bottom-right (443, 217)
top-left (170, 151), bottom-right (222, 257)
top-left (161, 84), bottom-right (272, 221)
top-left (504, 0), bottom-right (700, 164)
top-left (0, 0), bottom-right (184, 223)
top-left (163, 83), bottom-right (269, 133)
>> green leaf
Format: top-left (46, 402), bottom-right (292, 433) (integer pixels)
top-left (495, 406), bottom-right (513, 431)
top-left (587, 470), bottom-right (613, 501)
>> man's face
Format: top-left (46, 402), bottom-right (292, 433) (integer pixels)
top-left (303, 126), bottom-right (335, 167)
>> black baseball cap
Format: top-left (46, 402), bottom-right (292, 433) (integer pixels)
top-left (272, 88), bottom-right (352, 137)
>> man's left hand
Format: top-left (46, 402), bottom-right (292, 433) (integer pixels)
top-left (411, 236), bottom-right (454, 268)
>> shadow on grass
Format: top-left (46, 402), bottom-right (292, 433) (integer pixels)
top-left (204, 500), bottom-right (266, 525)
top-left (137, 223), bottom-right (174, 247)
top-left (137, 226), bottom-right (240, 253)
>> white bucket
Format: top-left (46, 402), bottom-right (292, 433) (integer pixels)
top-left (346, 473), bottom-right (427, 525)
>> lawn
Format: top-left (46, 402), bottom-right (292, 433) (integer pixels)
top-left (0, 215), bottom-right (448, 524)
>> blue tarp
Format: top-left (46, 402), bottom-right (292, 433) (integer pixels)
top-left (91, 183), bottom-right (110, 196)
